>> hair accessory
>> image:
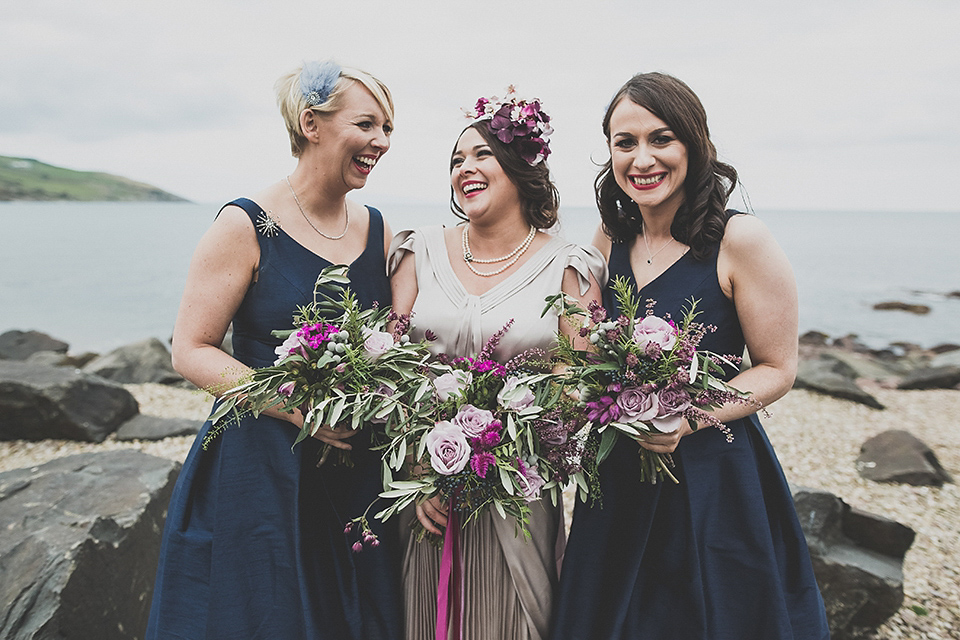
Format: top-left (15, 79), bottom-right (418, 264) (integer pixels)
top-left (465, 86), bottom-right (553, 166)
top-left (300, 60), bottom-right (342, 107)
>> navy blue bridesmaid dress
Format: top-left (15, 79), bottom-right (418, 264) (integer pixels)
top-left (552, 235), bottom-right (830, 639)
top-left (146, 198), bottom-right (402, 640)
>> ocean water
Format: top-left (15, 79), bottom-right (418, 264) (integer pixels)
top-left (1, 202), bottom-right (957, 353)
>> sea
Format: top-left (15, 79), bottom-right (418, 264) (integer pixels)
top-left (1, 202), bottom-right (957, 354)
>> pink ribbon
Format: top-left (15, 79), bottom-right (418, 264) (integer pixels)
top-left (435, 497), bottom-right (462, 640)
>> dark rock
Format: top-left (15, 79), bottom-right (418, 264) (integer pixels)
top-left (0, 361), bottom-right (138, 442)
top-left (793, 486), bottom-right (914, 639)
top-left (115, 414), bottom-right (202, 441)
top-left (857, 430), bottom-right (952, 486)
top-left (799, 330), bottom-right (830, 346)
top-left (0, 330), bottom-right (69, 361)
top-left (947, 290), bottom-right (960, 299)
top-left (795, 355), bottom-right (885, 409)
top-left (929, 343), bottom-right (960, 355)
top-left (26, 350), bottom-right (99, 369)
top-left (871, 301), bottom-right (931, 314)
top-left (897, 365), bottom-right (960, 390)
top-left (83, 338), bottom-right (183, 385)
top-left (831, 334), bottom-right (872, 353)
top-left (0, 450), bottom-right (180, 640)
top-left (931, 350), bottom-right (960, 368)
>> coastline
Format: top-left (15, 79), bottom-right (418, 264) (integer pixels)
top-left (0, 383), bottom-right (957, 638)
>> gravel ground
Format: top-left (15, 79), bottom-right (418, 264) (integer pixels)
top-left (2, 384), bottom-right (958, 638)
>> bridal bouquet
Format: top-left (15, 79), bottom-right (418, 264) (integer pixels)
top-left (546, 276), bottom-right (754, 484)
top-left (370, 322), bottom-right (565, 539)
top-left (203, 265), bottom-right (432, 465)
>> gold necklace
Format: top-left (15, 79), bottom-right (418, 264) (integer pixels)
top-left (461, 225), bottom-right (536, 277)
top-left (286, 176), bottom-right (349, 241)
top-left (642, 232), bottom-right (674, 264)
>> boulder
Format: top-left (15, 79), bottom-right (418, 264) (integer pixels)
top-left (0, 330), bottom-right (69, 361)
top-left (0, 450), bottom-right (180, 640)
top-left (25, 350), bottom-right (99, 369)
top-left (83, 338), bottom-right (183, 386)
top-left (871, 301), bottom-right (931, 314)
top-left (856, 429), bottom-right (952, 486)
top-left (115, 414), bottom-right (202, 441)
top-left (931, 349), bottom-right (960, 368)
top-left (793, 486), bottom-right (914, 640)
top-left (795, 355), bottom-right (884, 409)
top-left (0, 361), bottom-right (138, 442)
top-left (897, 365), bottom-right (960, 390)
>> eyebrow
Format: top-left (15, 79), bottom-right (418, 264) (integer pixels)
top-left (453, 144), bottom-right (490, 157)
top-left (612, 126), bottom-right (673, 138)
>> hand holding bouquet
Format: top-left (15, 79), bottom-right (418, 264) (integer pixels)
top-left (203, 265), bottom-right (431, 466)
top-left (547, 276), bottom-right (756, 484)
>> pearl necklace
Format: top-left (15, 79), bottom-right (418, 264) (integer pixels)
top-left (642, 232), bottom-right (674, 264)
top-left (461, 225), bottom-right (536, 277)
top-left (286, 176), bottom-right (349, 241)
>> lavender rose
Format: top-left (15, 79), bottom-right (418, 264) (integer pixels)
top-left (362, 329), bottom-right (394, 360)
top-left (515, 457), bottom-right (545, 502)
top-left (425, 421), bottom-right (470, 475)
top-left (616, 386), bottom-right (659, 422)
top-left (433, 370), bottom-right (473, 402)
top-left (651, 387), bottom-right (692, 433)
top-left (452, 404), bottom-right (496, 438)
top-left (497, 376), bottom-right (535, 411)
top-left (632, 315), bottom-right (678, 353)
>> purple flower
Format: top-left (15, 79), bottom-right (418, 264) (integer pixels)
top-left (625, 353), bottom-right (640, 368)
top-left (633, 315), bottom-right (678, 353)
top-left (277, 381), bottom-right (296, 397)
top-left (616, 386), bottom-right (659, 422)
top-left (651, 387), bottom-right (692, 433)
top-left (424, 329), bottom-right (438, 341)
top-left (470, 452), bottom-right (496, 478)
top-left (352, 541), bottom-right (363, 553)
top-left (425, 421), bottom-right (470, 475)
top-left (452, 404), bottom-right (496, 438)
top-left (515, 457), bottom-right (545, 502)
top-left (586, 395), bottom-right (621, 425)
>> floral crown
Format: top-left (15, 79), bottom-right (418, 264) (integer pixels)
top-left (300, 60), bottom-right (342, 107)
top-left (465, 86), bottom-right (553, 166)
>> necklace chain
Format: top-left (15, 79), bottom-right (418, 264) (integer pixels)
top-left (461, 225), bottom-right (536, 277)
top-left (642, 232), bottom-right (674, 264)
top-left (286, 176), bottom-right (349, 241)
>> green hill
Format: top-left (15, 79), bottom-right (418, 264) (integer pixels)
top-left (0, 155), bottom-right (189, 202)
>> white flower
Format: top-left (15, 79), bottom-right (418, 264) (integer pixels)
top-left (497, 376), bottom-right (535, 411)
top-left (274, 332), bottom-right (303, 364)
top-left (362, 329), bottom-right (395, 360)
top-left (433, 369), bottom-right (472, 402)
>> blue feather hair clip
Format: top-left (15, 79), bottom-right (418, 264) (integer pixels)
top-left (301, 60), bottom-right (341, 107)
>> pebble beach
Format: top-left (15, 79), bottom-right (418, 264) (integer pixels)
top-left (1, 383), bottom-right (958, 639)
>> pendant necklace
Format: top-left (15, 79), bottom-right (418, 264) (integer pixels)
top-left (461, 225), bottom-right (536, 277)
top-left (286, 176), bottom-right (349, 241)
top-left (642, 232), bottom-right (674, 264)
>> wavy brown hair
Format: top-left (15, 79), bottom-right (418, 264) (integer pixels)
top-left (450, 121), bottom-right (559, 230)
top-left (596, 72), bottom-right (738, 260)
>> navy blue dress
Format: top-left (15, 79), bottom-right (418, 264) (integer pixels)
top-left (146, 199), bottom-right (402, 640)
top-left (552, 238), bottom-right (830, 640)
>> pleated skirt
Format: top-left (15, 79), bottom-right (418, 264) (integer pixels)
top-left (400, 499), bottom-right (562, 640)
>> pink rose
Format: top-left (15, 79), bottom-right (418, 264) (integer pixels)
top-left (515, 457), bottom-right (545, 502)
top-left (452, 404), bottom-right (496, 438)
top-left (425, 421), bottom-right (470, 475)
top-left (362, 329), bottom-right (395, 360)
top-left (616, 386), bottom-right (659, 422)
top-left (651, 387), bottom-right (692, 433)
top-left (497, 376), bottom-right (536, 411)
top-left (433, 370), bottom-right (472, 402)
top-left (632, 315), bottom-right (678, 353)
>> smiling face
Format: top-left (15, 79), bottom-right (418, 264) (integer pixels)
top-left (608, 98), bottom-right (688, 218)
top-left (314, 81), bottom-right (392, 191)
top-left (450, 126), bottom-right (523, 224)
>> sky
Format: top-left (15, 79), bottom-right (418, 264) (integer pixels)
top-left (2, 0), bottom-right (958, 213)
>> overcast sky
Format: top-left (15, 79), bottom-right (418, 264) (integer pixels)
top-left (2, 0), bottom-right (958, 212)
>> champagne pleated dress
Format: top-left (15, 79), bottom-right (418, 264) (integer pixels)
top-left (146, 199), bottom-right (403, 640)
top-left (551, 236), bottom-right (830, 640)
top-left (388, 226), bottom-right (607, 640)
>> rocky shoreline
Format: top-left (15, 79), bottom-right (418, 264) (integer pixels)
top-left (1, 329), bottom-right (959, 639)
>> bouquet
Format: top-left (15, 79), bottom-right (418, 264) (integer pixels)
top-left (369, 321), bottom-right (567, 540)
top-left (546, 276), bottom-right (755, 484)
top-left (203, 265), bottom-right (432, 466)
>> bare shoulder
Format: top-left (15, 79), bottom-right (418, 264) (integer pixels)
top-left (591, 225), bottom-right (613, 261)
top-left (720, 213), bottom-right (777, 255)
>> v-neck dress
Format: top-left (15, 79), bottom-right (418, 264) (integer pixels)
top-left (551, 238), bottom-right (829, 639)
top-left (388, 225), bottom-right (607, 640)
top-left (146, 198), bottom-right (403, 640)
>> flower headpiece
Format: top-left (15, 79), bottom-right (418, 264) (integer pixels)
top-left (300, 60), bottom-right (342, 107)
top-left (465, 86), bottom-right (553, 166)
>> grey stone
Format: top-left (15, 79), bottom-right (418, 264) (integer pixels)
top-left (793, 486), bottom-right (914, 639)
top-left (795, 355), bottom-right (885, 409)
top-left (115, 414), bottom-right (202, 441)
top-left (856, 429), bottom-right (952, 486)
top-left (897, 365), bottom-right (960, 390)
top-left (83, 338), bottom-right (183, 385)
top-left (931, 349), bottom-right (960, 368)
top-left (0, 330), bottom-right (69, 361)
top-left (0, 450), bottom-right (180, 640)
top-left (0, 361), bottom-right (139, 442)
top-left (25, 350), bottom-right (99, 369)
